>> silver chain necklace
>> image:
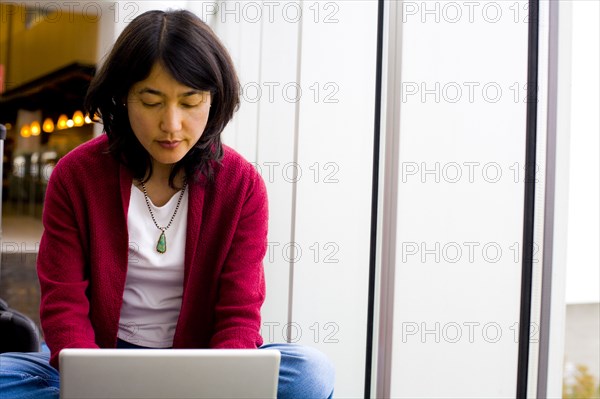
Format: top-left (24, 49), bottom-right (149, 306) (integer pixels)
top-left (139, 179), bottom-right (187, 254)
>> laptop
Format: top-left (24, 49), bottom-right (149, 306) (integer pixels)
top-left (59, 348), bottom-right (280, 399)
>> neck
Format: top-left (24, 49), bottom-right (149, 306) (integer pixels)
top-left (138, 164), bottom-right (185, 207)
top-left (148, 163), bottom-right (184, 188)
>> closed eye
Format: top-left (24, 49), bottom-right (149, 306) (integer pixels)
top-left (142, 102), bottom-right (161, 108)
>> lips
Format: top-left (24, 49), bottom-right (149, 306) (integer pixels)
top-left (157, 140), bottom-right (181, 149)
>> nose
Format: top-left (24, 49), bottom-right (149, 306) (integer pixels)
top-left (159, 105), bottom-right (182, 133)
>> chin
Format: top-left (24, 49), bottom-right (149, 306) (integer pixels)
top-left (152, 151), bottom-right (187, 164)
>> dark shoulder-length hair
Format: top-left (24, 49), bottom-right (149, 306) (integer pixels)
top-left (85, 9), bottom-right (239, 185)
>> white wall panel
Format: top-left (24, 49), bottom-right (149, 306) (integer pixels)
top-left (389, 1), bottom-right (530, 397)
top-left (292, 2), bottom-right (378, 397)
top-left (253, 2), bottom-right (300, 343)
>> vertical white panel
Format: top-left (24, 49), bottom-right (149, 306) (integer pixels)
top-left (292, 2), bottom-right (378, 397)
top-left (254, 1), bottom-right (300, 342)
top-left (389, 1), bottom-right (529, 397)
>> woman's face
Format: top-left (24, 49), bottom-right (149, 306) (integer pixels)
top-left (126, 62), bottom-right (211, 175)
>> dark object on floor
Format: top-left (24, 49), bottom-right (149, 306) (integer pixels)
top-left (0, 298), bottom-right (41, 353)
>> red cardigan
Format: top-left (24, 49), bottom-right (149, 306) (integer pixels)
top-left (37, 135), bottom-right (268, 369)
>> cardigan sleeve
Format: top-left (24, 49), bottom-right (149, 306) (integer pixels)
top-left (209, 170), bottom-right (268, 349)
top-left (37, 163), bottom-right (99, 370)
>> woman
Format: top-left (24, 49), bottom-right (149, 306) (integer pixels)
top-left (0, 9), bottom-right (334, 399)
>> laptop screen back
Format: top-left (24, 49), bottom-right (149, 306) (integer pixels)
top-left (59, 348), bottom-right (280, 399)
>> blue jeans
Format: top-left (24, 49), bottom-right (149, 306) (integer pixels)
top-left (0, 343), bottom-right (334, 399)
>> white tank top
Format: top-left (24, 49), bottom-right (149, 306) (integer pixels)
top-left (118, 183), bottom-right (188, 347)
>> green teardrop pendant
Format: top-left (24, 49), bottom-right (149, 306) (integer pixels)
top-left (156, 231), bottom-right (167, 254)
